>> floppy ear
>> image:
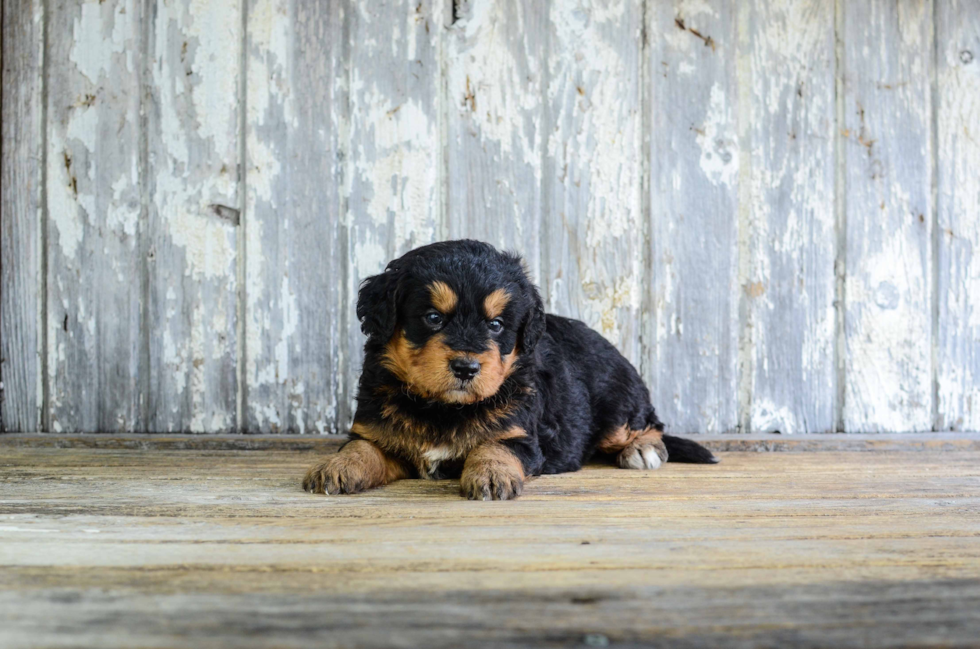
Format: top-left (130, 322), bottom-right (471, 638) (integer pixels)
top-left (356, 269), bottom-right (400, 341)
top-left (519, 286), bottom-right (546, 354)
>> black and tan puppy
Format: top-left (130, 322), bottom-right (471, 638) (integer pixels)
top-left (303, 240), bottom-right (718, 500)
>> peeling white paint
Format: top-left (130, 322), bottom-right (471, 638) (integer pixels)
top-left (70, 2), bottom-right (128, 84)
top-left (147, 0), bottom-right (242, 431)
top-left (46, 133), bottom-right (84, 261)
top-left (45, 0), bottom-right (143, 432)
top-left (186, 0), bottom-right (244, 145)
top-left (164, 207), bottom-right (237, 281)
top-left (351, 88), bottom-right (438, 247)
top-left (743, 0), bottom-right (836, 434)
top-left (450, 0), bottom-right (542, 172)
top-left (936, 13), bottom-right (980, 431)
top-left (750, 400), bottom-right (797, 435)
top-left (106, 173), bottom-right (138, 238)
top-left (30, 0), bottom-right (980, 436)
top-left (842, 0), bottom-right (933, 432)
top-left (247, 0), bottom-right (295, 130)
top-left (245, 272), bottom-right (300, 421)
top-left (543, 0), bottom-right (643, 360)
top-left (696, 84), bottom-right (738, 187)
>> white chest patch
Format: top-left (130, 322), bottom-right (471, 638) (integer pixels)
top-left (421, 446), bottom-right (456, 477)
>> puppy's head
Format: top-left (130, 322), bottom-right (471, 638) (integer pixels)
top-left (357, 240), bottom-right (544, 404)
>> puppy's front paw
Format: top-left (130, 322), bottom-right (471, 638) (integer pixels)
top-left (460, 463), bottom-right (523, 500)
top-left (303, 457), bottom-right (365, 495)
top-left (460, 444), bottom-right (525, 501)
top-left (303, 441), bottom-right (389, 495)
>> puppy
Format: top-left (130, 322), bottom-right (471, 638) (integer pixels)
top-left (304, 240), bottom-right (718, 500)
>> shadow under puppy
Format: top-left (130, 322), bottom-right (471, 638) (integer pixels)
top-left (304, 240), bottom-right (718, 500)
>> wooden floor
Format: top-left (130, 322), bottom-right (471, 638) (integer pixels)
top-left (2, 435), bottom-right (980, 648)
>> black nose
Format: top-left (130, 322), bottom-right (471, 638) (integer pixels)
top-left (449, 358), bottom-right (481, 381)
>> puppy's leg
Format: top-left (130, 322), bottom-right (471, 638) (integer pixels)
top-left (460, 442), bottom-right (526, 501)
top-left (598, 425), bottom-right (668, 470)
top-left (303, 440), bottom-right (409, 495)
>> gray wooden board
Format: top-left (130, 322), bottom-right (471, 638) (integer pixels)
top-left (4, 581), bottom-right (980, 649)
top-left (446, 0), bottom-right (546, 282)
top-left (342, 0), bottom-right (445, 431)
top-left (45, 0), bottom-right (144, 432)
top-left (0, 0), bottom-right (43, 432)
top-left (842, 0), bottom-right (934, 433)
top-left (936, 0), bottom-right (980, 432)
top-left (1, 444), bottom-right (980, 648)
top-left (644, 1), bottom-right (739, 434)
top-left (146, 0), bottom-right (242, 432)
top-left (244, 0), bottom-right (346, 433)
top-left (3, 432), bottom-right (980, 453)
top-left (541, 0), bottom-right (645, 368)
top-left (5, 0), bottom-right (980, 434)
top-left (741, 0), bottom-right (836, 433)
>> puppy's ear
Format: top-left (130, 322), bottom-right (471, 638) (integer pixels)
top-left (519, 287), bottom-right (546, 354)
top-left (357, 269), bottom-right (400, 341)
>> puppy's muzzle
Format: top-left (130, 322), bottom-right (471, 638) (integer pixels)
top-left (449, 358), bottom-right (481, 381)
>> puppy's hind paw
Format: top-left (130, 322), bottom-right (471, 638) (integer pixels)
top-left (618, 439), bottom-right (668, 470)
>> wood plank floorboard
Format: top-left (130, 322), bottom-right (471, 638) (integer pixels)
top-left (1, 436), bottom-right (979, 648)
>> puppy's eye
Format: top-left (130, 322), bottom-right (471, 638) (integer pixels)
top-left (423, 312), bottom-right (444, 328)
top-left (487, 318), bottom-right (503, 333)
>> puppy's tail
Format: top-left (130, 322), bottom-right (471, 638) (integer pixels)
top-left (663, 434), bottom-right (719, 464)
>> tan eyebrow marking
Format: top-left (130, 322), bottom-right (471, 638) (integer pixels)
top-left (429, 281), bottom-right (458, 313)
top-left (483, 288), bottom-right (511, 320)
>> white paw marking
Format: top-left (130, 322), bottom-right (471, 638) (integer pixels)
top-left (620, 444), bottom-right (664, 470)
top-left (639, 446), bottom-right (663, 470)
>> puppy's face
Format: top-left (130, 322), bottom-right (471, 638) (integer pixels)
top-left (384, 280), bottom-right (519, 403)
top-left (357, 242), bottom-right (545, 405)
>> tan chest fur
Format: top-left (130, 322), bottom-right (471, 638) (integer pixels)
top-left (351, 408), bottom-right (525, 479)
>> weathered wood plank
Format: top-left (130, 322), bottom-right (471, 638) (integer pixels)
top-left (244, 0), bottom-right (346, 433)
top-left (644, 2), bottom-right (739, 434)
top-left (842, 0), bottom-right (934, 432)
top-left (3, 579), bottom-right (980, 649)
top-left (145, 0), bottom-right (242, 432)
top-left (11, 0), bottom-right (980, 436)
top-left (4, 432), bottom-right (980, 453)
top-left (936, 0), bottom-right (980, 432)
top-left (45, 0), bottom-right (143, 432)
top-left (341, 0), bottom-right (445, 430)
top-left (741, 0), bottom-right (836, 433)
top-left (1, 446), bottom-right (979, 648)
top-left (541, 0), bottom-right (644, 367)
top-left (0, 0), bottom-right (44, 432)
top-left (446, 0), bottom-right (546, 280)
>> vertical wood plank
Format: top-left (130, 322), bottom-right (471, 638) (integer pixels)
top-left (742, 0), bottom-right (836, 433)
top-left (45, 0), bottom-right (143, 432)
top-left (842, 0), bottom-right (933, 432)
top-left (446, 0), bottom-right (546, 280)
top-left (342, 0), bottom-right (444, 429)
top-left (245, 0), bottom-right (348, 433)
top-left (1, 0), bottom-right (44, 431)
top-left (542, 0), bottom-right (644, 366)
top-left (146, 0), bottom-right (242, 432)
top-left (644, 1), bottom-right (739, 434)
top-left (936, 0), bottom-right (980, 431)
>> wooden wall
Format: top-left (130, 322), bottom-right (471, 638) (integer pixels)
top-left (2, 0), bottom-right (979, 434)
